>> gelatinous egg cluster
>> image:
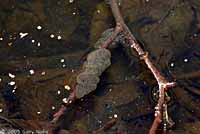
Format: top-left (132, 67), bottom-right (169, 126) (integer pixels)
top-left (76, 48), bottom-right (111, 98)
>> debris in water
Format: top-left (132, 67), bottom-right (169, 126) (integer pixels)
top-left (69, 0), bottom-right (74, 3)
top-left (50, 34), bottom-right (55, 38)
top-left (64, 85), bottom-right (71, 90)
top-left (0, 108), bottom-right (3, 113)
top-left (19, 32), bottom-right (28, 39)
top-left (29, 69), bottom-right (35, 75)
top-left (57, 35), bottom-right (62, 40)
top-left (31, 40), bottom-right (35, 43)
top-left (8, 81), bottom-right (16, 86)
top-left (8, 73), bottom-right (15, 79)
top-left (37, 25), bottom-right (42, 30)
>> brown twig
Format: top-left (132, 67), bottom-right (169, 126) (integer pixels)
top-left (93, 118), bottom-right (117, 134)
top-left (53, 1), bottom-right (176, 133)
top-left (107, 0), bottom-right (176, 134)
top-left (101, 23), bottom-right (123, 48)
top-left (52, 8), bottom-right (124, 124)
top-left (52, 88), bottom-right (76, 123)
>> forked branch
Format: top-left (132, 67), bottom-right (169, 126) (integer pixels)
top-left (107, 0), bottom-right (176, 133)
top-left (53, 1), bottom-right (176, 133)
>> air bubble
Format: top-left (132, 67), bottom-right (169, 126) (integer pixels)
top-left (8, 73), bottom-right (15, 78)
top-left (57, 90), bottom-right (61, 95)
top-left (62, 98), bottom-right (68, 103)
top-left (170, 62), bottom-right (174, 67)
top-left (64, 85), bottom-right (71, 90)
top-left (50, 34), bottom-right (55, 38)
top-left (57, 35), bottom-right (62, 40)
top-left (69, 0), bottom-right (74, 3)
top-left (60, 59), bottom-right (65, 63)
top-left (8, 81), bottom-right (16, 86)
top-left (29, 69), bottom-right (35, 75)
top-left (37, 25), bottom-right (42, 30)
top-left (114, 114), bottom-right (118, 118)
top-left (183, 58), bottom-right (188, 63)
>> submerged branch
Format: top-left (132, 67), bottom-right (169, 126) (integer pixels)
top-left (93, 118), bottom-right (117, 134)
top-left (53, 1), bottom-right (176, 133)
top-left (107, 0), bottom-right (176, 133)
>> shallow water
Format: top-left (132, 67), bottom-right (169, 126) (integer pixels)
top-left (0, 0), bottom-right (200, 134)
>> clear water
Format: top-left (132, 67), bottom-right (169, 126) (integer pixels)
top-left (0, 0), bottom-right (199, 134)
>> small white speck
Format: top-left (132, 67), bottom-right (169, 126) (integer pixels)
top-left (37, 111), bottom-right (41, 115)
top-left (0, 78), bottom-right (2, 82)
top-left (69, 100), bottom-right (72, 103)
top-left (155, 110), bottom-right (160, 114)
top-left (8, 73), bottom-right (15, 78)
top-left (62, 98), bottom-right (68, 103)
top-left (57, 35), bottom-right (62, 40)
top-left (71, 69), bottom-right (74, 73)
top-left (19, 32), bottom-right (28, 39)
top-left (29, 69), bottom-right (35, 75)
top-left (146, 0), bottom-right (150, 2)
top-left (37, 25), bottom-right (42, 30)
top-left (69, 0), bottom-right (74, 3)
top-left (51, 106), bottom-right (55, 110)
top-left (109, 116), bottom-right (113, 119)
top-left (37, 42), bottom-right (41, 47)
top-left (98, 120), bottom-right (102, 124)
top-left (97, 10), bottom-right (101, 14)
top-left (31, 40), bottom-right (35, 43)
top-left (170, 62), bottom-right (174, 67)
top-left (41, 71), bottom-right (46, 75)
top-left (50, 34), bottom-right (55, 38)
top-left (0, 37), bottom-right (3, 41)
top-left (184, 58), bottom-right (188, 63)
top-left (114, 114), bottom-right (118, 118)
top-left (131, 45), bottom-right (134, 48)
top-left (64, 85), bottom-right (71, 90)
top-left (60, 59), bottom-right (65, 63)
top-left (62, 64), bottom-right (66, 68)
top-left (0, 108), bottom-right (3, 113)
top-left (57, 90), bottom-right (61, 95)
top-left (72, 12), bottom-right (76, 15)
top-left (109, 88), bottom-right (112, 92)
top-left (8, 42), bottom-right (12, 46)
top-left (14, 85), bottom-right (17, 89)
top-left (8, 81), bottom-right (16, 86)
top-left (12, 90), bottom-right (16, 93)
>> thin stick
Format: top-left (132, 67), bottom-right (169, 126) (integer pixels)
top-left (52, 1), bottom-right (176, 133)
top-left (107, 0), bottom-right (176, 133)
top-left (0, 115), bottom-right (23, 129)
top-left (101, 23), bottom-right (123, 48)
top-left (52, 88), bottom-right (76, 123)
top-left (94, 118), bottom-right (117, 134)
